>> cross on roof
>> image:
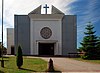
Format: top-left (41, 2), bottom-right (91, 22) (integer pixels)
top-left (43, 4), bottom-right (49, 14)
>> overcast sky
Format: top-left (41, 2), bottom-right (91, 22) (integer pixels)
top-left (0, 0), bottom-right (100, 48)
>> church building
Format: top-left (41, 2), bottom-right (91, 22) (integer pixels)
top-left (7, 5), bottom-right (77, 56)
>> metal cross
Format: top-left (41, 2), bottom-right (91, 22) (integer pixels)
top-left (43, 4), bottom-right (49, 14)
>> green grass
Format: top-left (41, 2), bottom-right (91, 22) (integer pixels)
top-left (71, 58), bottom-right (100, 64)
top-left (0, 56), bottom-right (47, 73)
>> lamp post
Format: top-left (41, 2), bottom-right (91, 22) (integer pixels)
top-left (1, 0), bottom-right (4, 67)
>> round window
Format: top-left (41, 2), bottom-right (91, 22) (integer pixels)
top-left (40, 27), bottom-right (52, 39)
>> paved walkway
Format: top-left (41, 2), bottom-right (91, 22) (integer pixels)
top-left (39, 57), bottom-right (100, 72)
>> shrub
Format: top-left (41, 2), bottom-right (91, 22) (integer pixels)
top-left (16, 45), bottom-right (23, 69)
top-left (47, 58), bottom-right (55, 72)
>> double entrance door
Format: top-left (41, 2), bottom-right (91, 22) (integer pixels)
top-left (39, 43), bottom-right (54, 55)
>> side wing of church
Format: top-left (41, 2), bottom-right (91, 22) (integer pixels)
top-left (7, 5), bottom-right (77, 56)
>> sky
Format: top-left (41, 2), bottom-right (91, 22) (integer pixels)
top-left (0, 0), bottom-right (100, 48)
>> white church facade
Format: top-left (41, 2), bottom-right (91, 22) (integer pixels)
top-left (7, 5), bottom-right (77, 56)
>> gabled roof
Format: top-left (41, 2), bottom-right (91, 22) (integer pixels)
top-left (52, 5), bottom-right (64, 14)
top-left (28, 5), bottom-right (64, 15)
top-left (28, 5), bottom-right (41, 14)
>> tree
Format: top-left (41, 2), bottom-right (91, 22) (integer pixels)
top-left (16, 46), bottom-right (23, 69)
top-left (0, 44), bottom-right (1, 57)
top-left (80, 22), bottom-right (98, 59)
top-left (77, 47), bottom-right (83, 52)
top-left (0, 42), bottom-right (7, 57)
top-left (96, 37), bottom-right (100, 59)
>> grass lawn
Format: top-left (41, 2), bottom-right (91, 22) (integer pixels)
top-left (71, 58), bottom-right (100, 64)
top-left (0, 56), bottom-right (47, 73)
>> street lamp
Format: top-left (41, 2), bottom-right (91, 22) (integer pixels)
top-left (1, 0), bottom-right (4, 67)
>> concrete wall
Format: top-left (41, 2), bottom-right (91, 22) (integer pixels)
top-left (14, 14), bottom-right (77, 56)
top-left (7, 28), bottom-right (14, 54)
top-left (29, 14), bottom-right (64, 55)
top-left (14, 15), bottom-right (30, 55)
top-left (62, 15), bottom-right (77, 55)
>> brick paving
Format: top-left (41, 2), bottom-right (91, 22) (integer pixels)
top-left (39, 57), bottom-right (100, 72)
